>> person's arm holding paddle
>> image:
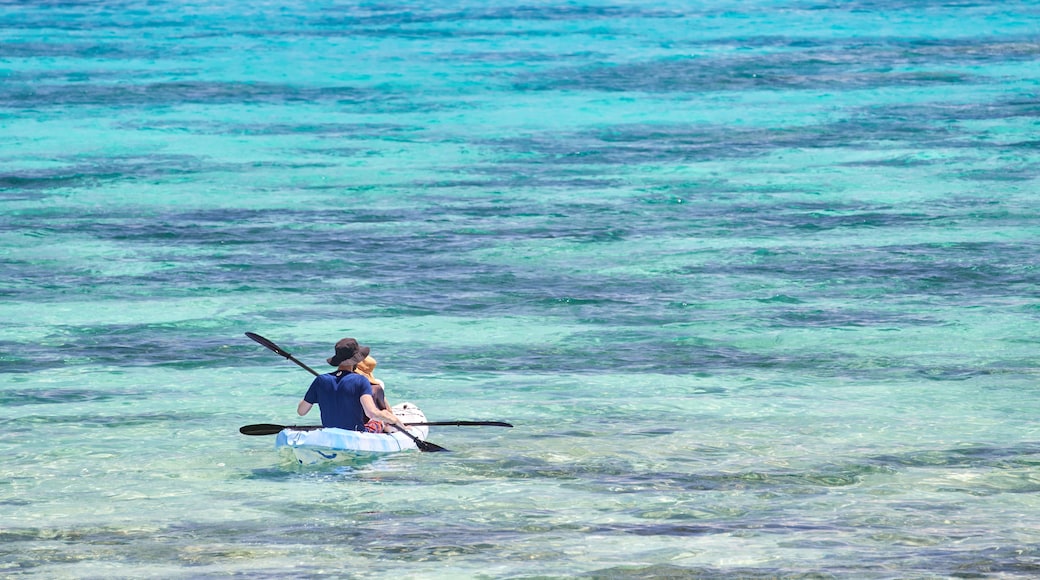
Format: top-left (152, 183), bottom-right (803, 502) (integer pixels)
top-left (360, 393), bottom-right (407, 432)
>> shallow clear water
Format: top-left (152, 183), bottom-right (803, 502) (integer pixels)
top-left (2, 0), bottom-right (1039, 577)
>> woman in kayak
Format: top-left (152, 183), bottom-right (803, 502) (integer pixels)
top-left (355, 354), bottom-right (391, 433)
top-left (296, 337), bottom-right (405, 433)
top-left (355, 355), bottom-right (388, 410)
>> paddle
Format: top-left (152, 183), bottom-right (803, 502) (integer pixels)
top-left (240, 420), bottom-right (513, 436)
top-left (245, 331), bottom-right (322, 376)
top-left (244, 332), bottom-right (449, 452)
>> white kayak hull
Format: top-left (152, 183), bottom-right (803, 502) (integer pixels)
top-left (275, 402), bottom-right (429, 465)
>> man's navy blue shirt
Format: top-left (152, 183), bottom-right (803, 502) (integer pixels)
top-left (303, 371), bottom-right (373, 431)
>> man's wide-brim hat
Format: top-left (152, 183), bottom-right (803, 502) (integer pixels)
top-left (327, 337), bottom-right (371, 367)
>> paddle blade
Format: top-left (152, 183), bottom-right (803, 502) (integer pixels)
top-left (392, 426), bottom-right (449, 452)
top-left (245, 332), bottom-right (321, 376)
top-left (239, 424), bottom-right (285, 436)
top-left (245, 332), bottom-right (290, 358)
top-left (239, 424), bottom-right (324, 436)
top-left (415, 439), bottom-right (450, 452)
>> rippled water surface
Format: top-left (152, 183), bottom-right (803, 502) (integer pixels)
top-left (2, 0), bottom-right (1039, 577)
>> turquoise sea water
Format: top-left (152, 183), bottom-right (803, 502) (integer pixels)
top-left (2, 0), bottom-right (1039, 577)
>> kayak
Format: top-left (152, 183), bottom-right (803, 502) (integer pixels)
top-left (275, 402), bottom-right (430, 465)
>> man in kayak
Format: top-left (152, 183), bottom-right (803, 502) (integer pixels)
top-left (296, 337), bottom-right (407, 433)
